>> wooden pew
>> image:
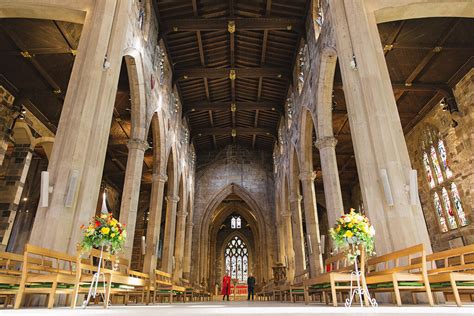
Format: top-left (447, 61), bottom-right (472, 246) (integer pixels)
top-left (281, 271), bottom-right (308, 302)
top-left (365, 244), bottom-right (433, 306)
top-left (72, 248), bottom-right (149, 308)
top-left (14, 244), bottom-right (77, 309)
top-left (303, 252), bottom-right (354, 306)
top-left (151, 270), bottom-right (185, 303)
top-left (418, 244), bottom-right (474, 307)
top-left (256, 278), bottom-right (275, 301)
top-left (0, 252), bottom-right (24, 308)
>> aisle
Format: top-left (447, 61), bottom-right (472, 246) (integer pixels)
top-left (3, 301), bottom-right (473, 316)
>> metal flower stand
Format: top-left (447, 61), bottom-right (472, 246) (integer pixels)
top-left (345, 253), bottom-right (377, 307)
top-left (81, 246), bottom-right (110, 308)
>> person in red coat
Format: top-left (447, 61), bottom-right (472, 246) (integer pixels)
top-left (221, 272), bottom-right (231, 301)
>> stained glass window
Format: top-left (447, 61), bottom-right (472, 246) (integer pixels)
top-left (430, 146), bottom-right (444, 184)
top-left (224, 236), bottom-right (248, 282)
top-left (433, 193), bottom-right (448, 233)
top-left (423, 153), bottom-right (435, 189)
top-left (442, 188), bottom-right (457, 229)
top-left (451, 183), bottom-right (468, 227)
top-left (231, 216), bottom-right (241, 229)
top-left (437, 140), bottom-right (453, 179)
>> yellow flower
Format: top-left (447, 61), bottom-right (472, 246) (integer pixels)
top-left (344, 231), bottom-right (353, 238)
top-left (111, 233), bottom-right (116, 238)
top-left (110, 219), bottom-right (118, 227)
top-left (100, 214), bottom-right (108, 219)
top-left (336, 225), bottom-right (341, 233)
top-left (101, 227), bottom-right (110, 235)
top-left (118, 235), bottom-right (123, 241)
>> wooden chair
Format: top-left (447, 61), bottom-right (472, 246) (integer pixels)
top-left (365, 244), bottom-right (434, 306)
top-left (303, 252), bottom-right (354, 306)
top-left (72, 248), bottom-right (149, 308)
top-left (151, 270), bottom-right (185, 303)
top-left (281, 271), bottom-right (308, 302)
top-left (419, 244), bottom-right (474, 306)
top-left (14, 244), bottom-right (77, 309)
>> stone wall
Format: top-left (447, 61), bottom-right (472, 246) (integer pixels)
top-left (405, 70), bottom-right (473, 251)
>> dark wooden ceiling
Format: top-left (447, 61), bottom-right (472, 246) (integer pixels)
top-left (313, 17), bottom-right (474, 192)
top-left (155, 0), bottom-right (310, 153)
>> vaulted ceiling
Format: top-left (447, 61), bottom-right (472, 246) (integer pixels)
top-left (155, 0), bottom-right (310, 153)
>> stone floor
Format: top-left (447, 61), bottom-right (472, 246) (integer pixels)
top-left (2, 302), bottom-right (473, 316)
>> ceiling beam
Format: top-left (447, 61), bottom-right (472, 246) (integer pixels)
top-left (162, 17), bottom-right (303, 34)
top-left (175, 67), bottom-right (289, 80)
top-left (403, 91), bottom-right (445, 133)
top-left (383, 20), bottom-right (405, 56)
top-left (334, 82), bottom-right (451, 93)
top-left (185, 101), bottom-right (281, 114)
top-left (192, 127), bottom-right (276, 139)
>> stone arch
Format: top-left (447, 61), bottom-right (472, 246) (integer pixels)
top-left (299, 107), bottom-right (318, 173)
top-left (0, 0), bottom-right (87, 24)
top-left (149, 112), bottom-right (165, 175)
top-left (164, 145), bottom-right (178, 197)
top-left (123, 48), bottom-right (147, 141)
top-left (197, 183), bottom-right (271, 287)
top-left (371, 1), bottom-right (474, 24)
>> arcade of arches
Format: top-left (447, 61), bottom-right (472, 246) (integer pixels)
top-left (0, 0), bottom-right (473, 308)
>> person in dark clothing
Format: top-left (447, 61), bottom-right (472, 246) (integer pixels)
top-left (247, 274), bottom-right (256, 301)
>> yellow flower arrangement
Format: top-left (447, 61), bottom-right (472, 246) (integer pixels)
top-left (80, 213), bottom-right (127, 254)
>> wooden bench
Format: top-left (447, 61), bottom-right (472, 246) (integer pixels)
top-left (0, 252), bottom-right (24, 308)
top-left (280, 271), bottom-right (308, 302)
top-left (14, 244), bottom-right (77, 309)
top-left (419, 244), bottom-right (474, 306)
top-left (151, 270), bottom-right (185, 303)
top-left (256, 278), bottom-right (275, 301)
top-left (365, 244), bottom-right (433, 306)
top-left (72, 248), bottom-right (149, 308)
top-left (303, 252), bottom-right (354, 306)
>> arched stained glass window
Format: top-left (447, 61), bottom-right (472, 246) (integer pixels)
top-left (451, 183), bottom-right (468, 227)
top-left (224, 236), bottom-right (248, 282)
top-left (430, 146), bottom-right (444, 184)
top-left (423, 152), bottom-right (435, 189)
top-left (421, 125), bottom-right (469, 233)
top-left (231, 216), bottom-right (241, 229)
top-left (433, 193), bottom-right (448, 232)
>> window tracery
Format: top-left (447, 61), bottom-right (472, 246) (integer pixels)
top-left (224, 236), bottom-right (248, 282)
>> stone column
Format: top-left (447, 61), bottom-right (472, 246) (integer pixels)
top-left (182, 221), bottom-right (194, 280)
top-left (299, 172), bottom-right (323, 276)
top-left (328, 0), bottom-right (431, 254)
top-left (29, 0), bottom-right (128, 254)
top-left (0, 144), bottom-right (33, 250)
top-left (143, 172), bottom-right (167, 273)
top-left (281, 211), bottom-right (295, 281)
top-left (289, 195), bottom-right (306, 277)
top-left (119, 138), bottom-right (148, 262)
top-left (315, 137), bottom-right (344, 231)
top-left (173, 210), bottom-right (188, 283)
top-left (161, 195), bottom-right (179, 273)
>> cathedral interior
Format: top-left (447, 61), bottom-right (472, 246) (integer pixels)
top-left (0, 0), bottom-right (473, 314)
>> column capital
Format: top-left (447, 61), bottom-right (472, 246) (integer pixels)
top-left (177, 211), bottom-right (188, 218)
top-left (299, 171), bottom-right (316, 182)
top-left (166, 195), bottom-right (180, 203)
top-left (314, 136), bottom-right (337, 149)
top-left (289, 194), bottom-right (303, 203)
top-left (127, 138), bottom-right (149, 151)
top-left (152, 172), bottom-right (168, 183)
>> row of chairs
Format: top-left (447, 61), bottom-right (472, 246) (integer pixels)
top-left (0, 244), bottom-right (210, 309)
top-left (257, 243), bottom-right (474, 307)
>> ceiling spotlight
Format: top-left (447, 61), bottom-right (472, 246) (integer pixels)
top-left (451, 119), bottom-right (459, 128)
top-left (18, 113), bottom-right (25, 120)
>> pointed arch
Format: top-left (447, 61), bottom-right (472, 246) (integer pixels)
top-left (315, 47), bottom-right (337, 139)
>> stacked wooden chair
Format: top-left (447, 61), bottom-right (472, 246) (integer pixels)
top-left (151, 269), bottom-right (185, 303)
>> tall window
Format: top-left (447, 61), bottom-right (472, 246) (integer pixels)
top-left (224, 236), bottom-right (248, 282)
top-left (421, 127), bottom-right (468, 232)
top-left (231, 216), bottom-right (241, 229)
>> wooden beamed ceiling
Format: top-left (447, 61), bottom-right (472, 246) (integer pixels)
top-left (156, 0), bottom-right (309, 152)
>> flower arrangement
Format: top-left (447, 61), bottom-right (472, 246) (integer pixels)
top-left (329, 209), bottom-right (375, 261)
top-left (80, 213), bottom-right (127, 254)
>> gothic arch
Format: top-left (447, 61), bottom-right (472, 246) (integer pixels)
top-left (299, 107), bottom-right (318, 173)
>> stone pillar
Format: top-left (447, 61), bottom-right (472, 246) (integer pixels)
top-left (289, 195), bottom-right (306, 277)
top-left (161, 195), bottom-right (179, 273)
top-left (29, 0), bottom-right (128, 254)
top-left (299, 172), bottom-right (323, 276)
top-left (173, 210), bottom-right (188, 283)
top-left (182, 221), bottom-right (194, 280)
top-left (143, 172), bottom-right (167, 273)
top-left (119, 138), bottom-right (148, 262)
top-left (281, 211), bottom-right (295, 281)
top-left (315, 137), bottom-right (344, 231)
top-left (0, 144), bottom-right (33, 250)
top-left (328, 0), bottom-right (432, 254)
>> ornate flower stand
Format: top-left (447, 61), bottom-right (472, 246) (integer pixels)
top-left (81, 246), bottom-right (110, 309)
top-left (345, 253), bottom-right (377, 307)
